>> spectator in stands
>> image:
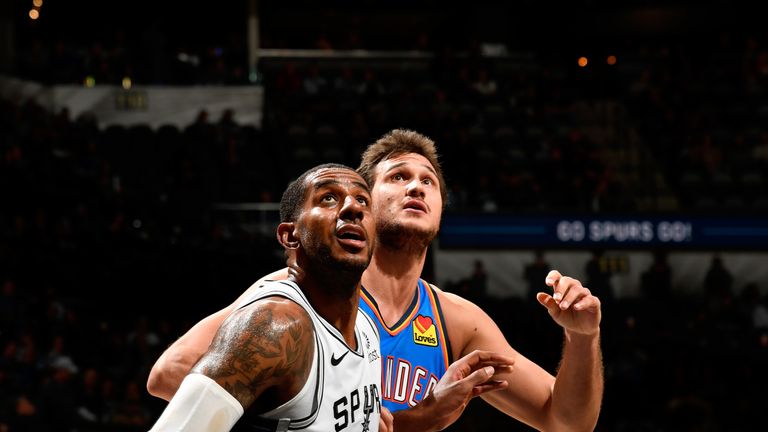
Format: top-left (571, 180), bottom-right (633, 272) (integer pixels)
top-left (703, 255), bottom-right (734, 302)
top-left (585, 249), bottom-right (614, 306)
top-left (38, 356), bottom-right (79, 431)
top-left (524, 250), bottom-right (552, 302)
top-left (472, 68), bottom-right (498, 97)
top-left (275, 62), bottom-right (302, 94)
top-left (112, 379), bottom-right (153, 429)
top-left (740, 283), bottom-right (768, 330)
top-left (469, 259), bottom-right (489, 303)
top-left (449, 259), bottom-right (490, 306)
top-left (753, 131), bottom-right (768, 163)
top-left (302, 63), bottom-right (329, 96)
top-left (74, 367), bottom-right (104, 426)
top-left (641, 250), bottom-right (672, 300)
top-left (356, 69), bottom-right (387, 100)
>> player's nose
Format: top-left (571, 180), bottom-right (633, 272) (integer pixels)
top-left (339, 195), bottom-right (364, 222)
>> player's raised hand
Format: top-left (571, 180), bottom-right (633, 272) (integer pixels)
top-left (537, 270), bottom-right (601, 335)
top-left (423, 350), bottom-right (514, 430)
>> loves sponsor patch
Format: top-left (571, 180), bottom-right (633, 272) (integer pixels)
top-left (412, 314), bottom-right (438, 347)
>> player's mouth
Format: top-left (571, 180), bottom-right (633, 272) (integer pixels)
top-left (403, 199), bottom-right (428, 214)
top-left (336, 224), bottom-right (367, 250)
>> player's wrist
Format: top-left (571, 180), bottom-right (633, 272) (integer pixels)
top-left (565, 327), bottom-right (601, 342)
top-left (395, 393), bottom-right (447, 432)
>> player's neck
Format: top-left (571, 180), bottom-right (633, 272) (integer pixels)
top-left (317, 294), bottom-right (360, 348)
top-left (362, 244), bottom-right (426, 312)
top-left (292, 271), bottom-right (361, 347)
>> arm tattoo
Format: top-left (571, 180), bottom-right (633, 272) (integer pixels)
top-left (192, 299), bottom-right (315, 408)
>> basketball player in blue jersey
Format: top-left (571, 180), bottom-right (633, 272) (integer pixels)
top-left (148, 130), bottom-right (603, 431)
top-left (150, 164), bottom-right (388, 431)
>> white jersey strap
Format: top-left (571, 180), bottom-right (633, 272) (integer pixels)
top-left (149, 373), bottom-right (244, 432)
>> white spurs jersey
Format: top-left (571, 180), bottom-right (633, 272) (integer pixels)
top-left (235, 280), bottom-right (382, 432)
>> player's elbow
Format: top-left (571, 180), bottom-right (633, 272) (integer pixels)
top-left (146, 353), bottom-right (182, 401)
top-left (146, 365), bottom-right (172, 400)
top-left (549, 419), bottom-right (598, 432)
top-left (547, 408), bottom-right (600, 432)
top-left (146, 372), bottom-right (160, 396)
top-left (148, 346), bottom-right (204, 401)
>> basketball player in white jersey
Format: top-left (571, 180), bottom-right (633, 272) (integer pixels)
top-left (150, 163), bottom-right (387, 431)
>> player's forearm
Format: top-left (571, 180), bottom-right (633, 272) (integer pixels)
top-left (392, 407), bottom-right (429, 432)
top-left (147, 307), bottom-right (237, 400)
top-left (549, 330), bottom-right (603, 431)
top-left (149, 374), bottom-right (244, 431)
top-left (147, 344), bottom-right (207, 401)
top-left (391, 395), bottom-right (446, 432)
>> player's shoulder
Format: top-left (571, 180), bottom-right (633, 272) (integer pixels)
top-left (216, 294), bottom-right (315, 393)
top-left (425, 281), bottom-right (492, 356)
top-left (234, 268), bottom-right (291, 309)
top-left (253, 268), bottom-right (291, 287)
top-left (426, 281), bottom-right (484, 316)
top-left (235, 292), bottom-right (312, 333)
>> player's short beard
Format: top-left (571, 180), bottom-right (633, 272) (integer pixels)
top-left (313, 244), bottom-right (373, 279)
top-left (376, 219), bottom-right (437, 255)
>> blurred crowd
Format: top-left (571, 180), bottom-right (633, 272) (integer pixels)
top-left (0, 100), bottom-right (284, 431)
top-left (446, 252), bottom-right (768, 431)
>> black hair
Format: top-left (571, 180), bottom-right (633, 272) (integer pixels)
top-left (279, 163), bottom-right (356, 222)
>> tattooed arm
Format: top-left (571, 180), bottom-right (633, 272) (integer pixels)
top-left (193, 297), bottom-right (315, 410)
top-left (149, 298), bottom-right (315, 431)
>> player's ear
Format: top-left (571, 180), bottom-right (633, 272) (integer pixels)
top-left (277, 222), bottom-right (300, 249)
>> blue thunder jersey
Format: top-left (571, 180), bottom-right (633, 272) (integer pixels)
top-left (358, 279), bottom-right (452, 412)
